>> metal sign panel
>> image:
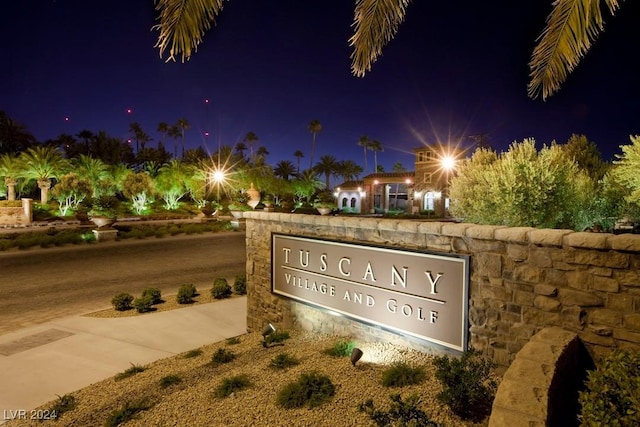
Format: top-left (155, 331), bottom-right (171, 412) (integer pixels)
top-left (272, 234), bottom-right (469, 351)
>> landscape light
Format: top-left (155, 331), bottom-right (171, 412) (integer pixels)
top-left (350, 348), bottom-right (364, 366)
top-left (262, 323), bottom-right (276, 337)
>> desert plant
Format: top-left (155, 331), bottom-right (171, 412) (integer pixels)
top-left (579, 348), bottom-right (640, 426)
top-left (270, 352), bottom-right (300, 370)
top-left (381, 362), bottom-right (426, 387)
top-left (183, 348), bottom-right (202, 358)
top-left (211, 348), bottom-right (236, 366)
top-left (433, 350), bottom-right (497, 422)
top-left (159, 375), bottom-right (182, 388)
top-left (114, 363), bottom-right (146, 381)
top-left (214, 374), bottom-right (252, 398)
top-left (176, 283), bottom-right (197, 304)
top-left (225, 336), bottom-right (241, 345)
top-left (322, 339), bottom-right (355, 357)
top-left (111, 293), bottom-right (134, 311)
top-left (233, 274), bottom-right (247, 295)
top-left (104, 398), bottom-right (152, 427)
top-left (211, 277), bottom-right (232, 299)
top-left (49, 394), bottom-right (76, 419)
top-left (132, 294), bottom-right (154, 313)
top-left (276, 371), bottom-right (335, 409)
top-left (141, 287), bottom-right (162, 304)
top-left (264, 330), bottom-right (291, 347)
top-left (358, 393), bottom-right (439, 427)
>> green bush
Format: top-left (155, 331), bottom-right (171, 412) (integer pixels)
top-left (104, 398), bottom-right (152, 427)
top-left (176, 283), bottom-right (197, 304)
top-left (111, 293), bottom-right (134, 311)
top-left (141, 287), bottom-right (162, 304)
top-left (159, 375), bottom-right (182, 389)
top-left (358, 393), bottom-right (438, 427)
top-left (211, 278), bottom-right (232, 299)
top-left (264, 330), bottom-right (291, 347)
top-left (132, 294), bottom-right (154, 313)
top-left (276, 371), bottom-right (335, 409)
top-left (381, 362), bottom-right (426, 387)
top-left (233, 274), bottom-right (247, 295)
top-left (433, 350), bottom-right (497, 422)
top-left (183, 349), bottom-right (202, 358)
top-left (214, 374), bottom-right (252, 398)
top-left (322, 339), bottom-right (355, 357)
top-left (579, 348), bottom-right (640, 426)
top-left (211, 348), bottom-right (236, 366)
top-left (114, 363), bottom-right (146, 381)
top-left (225, 336), bottom-right (241, 345)
top-left (270, 352), bottom-right (300, 370)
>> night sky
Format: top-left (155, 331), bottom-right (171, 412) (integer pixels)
top-left (3, 1), bottom-right (640, 172)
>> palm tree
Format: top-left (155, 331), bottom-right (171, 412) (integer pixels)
top-left (19, 146), bottom-right (68, 203)
top-left (255, 145), bottom-right (269, 165)
top-left (336, 160), bottom-right (363, 182)
top-left (176, 118), bottom-right (190, 158)
top-left (274, 160), bottom-right (297, 181)
top-left (357, 135), bottom-right (371, 172)
top-left (129, 122), bottom-right (152, 153)
top-left (73, 155), bottom-right (110, 198)
top-left (307, 120), bottom-right (322, 169)
top-left (0, 153), bottom-right (23, 200)
top-left (234, 142), bottom-right (248, 161)
top-left (243, 132), bottom-right (259, 161)
top-left (313, 155), bottom-right (339, 189)
top-left (153, 1), bottom-right (620, 100)
top-left (293, 150), bottom-right (304, 174)
top-left (369, 139), bottom-right (383, 173)
top-left (168, 125), bottom-right (181, 159)
top-left (157, 122), bottom-right (170, 148)
top-left (0, 111), bottom-right (36, 155)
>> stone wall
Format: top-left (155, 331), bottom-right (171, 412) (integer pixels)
top-left (0, 199), bottom-right (33, 227)
top-left (244, 212), bottom-right (640, 367)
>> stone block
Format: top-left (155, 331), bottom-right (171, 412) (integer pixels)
top-left (558, 289), bottom-right (603, 307)
top-left (607, 234), bottom-right (640, 251)
top-left (495, 227), bottom-right (535, 243)
top-left (591, 276), bottom-right (619, 293)
top-left (506, 243), bottom-right (529, 261)
top-left (465, 224), bottom-right (504, 240)
top-left (534, 284), bottom-right (557, 296)
top-left (624, 313), bottom-right (640, 331)
top-left (534, 295), bottom-right (561, 312)
top-left (529, 228), bottom-right (573, 246)
top-left (589, 309), bottom-right (622, 327)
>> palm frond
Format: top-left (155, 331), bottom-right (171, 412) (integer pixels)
top-left (153, 0), bottom-right (224, 63)
top-left (349, 0), bottom-right (412, 77)
top-left (528, 0), bottom-right (622, 100)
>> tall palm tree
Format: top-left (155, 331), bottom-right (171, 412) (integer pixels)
top-left (293, 150), bottom-right (304, 174)
top-left (357, 135), bottom-right (371, 172)
top-left (313, 155), bottom-right (339, 189)
top-left (336, 160), bottom-right (363, 182)
top-left (19, 146), bottom-right (68, 203)
top-left (255, 145), bottom-right (269, 165)
top-left (129, 122), bottom-right (152, 153)
top-left (0, 111), bottom-right (36, 155)
top-left (157, 122), bottom-right (170, 148)
top-left (153, 0), bottom-right (620, 100)
top-left (234, 142), bottom-right (247, 161)
top-left (274, 160), bottom-right (297, 181)
top-left (73, 155), bottom-right (110, 198)
top-left (307, 120), bottom-right (322, 169)
top-left (369, 139), bottom-right (383, 173)
top-left (0, 153), bottom-right (23, 200)
top-left (176, 118), bottom-right (190, 158)
top-left (168, 125), bottom-right (181, 159)
top-left (243, 131), bottom-right (259, 161)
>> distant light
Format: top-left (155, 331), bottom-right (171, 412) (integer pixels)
top-left (204, 132), bottom-right (210, 137)
top-left (126, 108), bottom-right (132, 114)
top-left (405, 179), bottom-right (412, 184)
top-left (204, 98), bottom-right (210, 104)
top-left (64, 117), bottom-right (70, 122)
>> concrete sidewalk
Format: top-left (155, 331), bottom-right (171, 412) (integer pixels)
top-left (0, 297), bottom-right (247, 424)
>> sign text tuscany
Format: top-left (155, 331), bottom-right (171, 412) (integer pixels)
top-left (272, 234), bottom-right (470, 351)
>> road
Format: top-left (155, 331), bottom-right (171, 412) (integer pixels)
top-left (0, 231), bottom-right (246, 335)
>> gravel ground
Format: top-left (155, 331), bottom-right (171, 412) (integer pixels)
top-left (6, 326), bottom-right (494, 427)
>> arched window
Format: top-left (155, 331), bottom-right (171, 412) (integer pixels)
top-left (350, 197), bottom-right (356, 208)
top-left (341, 197), bottom-right (348, 208)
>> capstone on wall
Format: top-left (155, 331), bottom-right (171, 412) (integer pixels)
top-left (244, 212), bottom-right (640, 367)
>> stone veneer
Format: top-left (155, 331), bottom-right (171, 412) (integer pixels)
top-left (244, 212), bottom-right (640, 368)
top-left (0, 199), bottom-right (33, 226)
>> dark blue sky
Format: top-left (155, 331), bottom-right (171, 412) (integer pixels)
top-left (3, 1), bottom-right (640, 171)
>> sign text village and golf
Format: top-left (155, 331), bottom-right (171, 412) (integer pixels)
top-left (272, 234), bottom-right (470, 352)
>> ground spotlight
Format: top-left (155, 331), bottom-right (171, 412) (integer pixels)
top-left (262, 323), bottom-right (276, 337)
top-left (351, 347), bottom-right (363, 366)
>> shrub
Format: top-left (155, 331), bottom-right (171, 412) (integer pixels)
top-left (111, 293), bottom-right (134, 311)
top-left (358, 393), bottom-right (438, 427)
top-left (183, 349), bottom-right (202, 358)
top-left (233, 274), bottom-right (247, 295)
top-left (211, 278), bottom-right (232, 299)
top-left (141, 287), bottom-right (162, 304)
top-left (433, 350), bottom-right (497, 422)
top-left (211, 348), bottom-right (236, 366)
top-left (49, 394), bottom-right (76, 418)
top-left (104, 398), bottom-right (152, 427)
top-left (132, 294), bottom-right (154, 313)
top-left (264, 330), bottom-right (291, 347)
top-left (381, 362), bottom-right (426, 387)
top-left (159, 375), bottom-right (182, 388)
top-left (225, 336), bottom-right (241, 345)
top-left (270, 352), bottom-right (300, 370)
top-left (214, 374), bottom-right (252, 398)
top-left (322, 339), bottom-right (355, 357)
top-left (276, 371), bottom-right (335, 409)
top-left (176, 283), bottom-right (197, 304)
top-left (579, 348), bottom-right (640, 426)
top-left (114, 363), bottom-right (146, 381)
